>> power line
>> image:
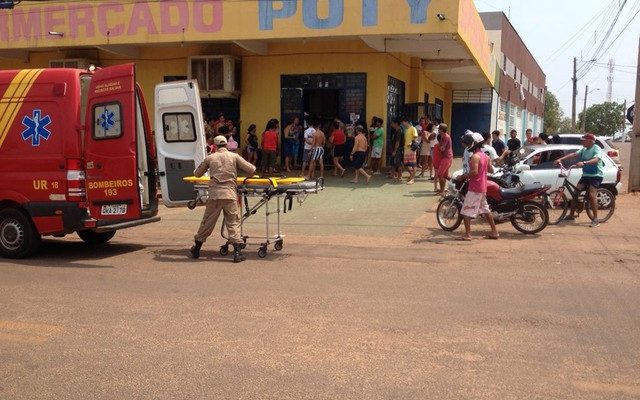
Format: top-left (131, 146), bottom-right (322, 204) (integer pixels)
top-left (577, 0), bottom-right (628, 79)
top-left (542, 0), bottom-right (616, 64)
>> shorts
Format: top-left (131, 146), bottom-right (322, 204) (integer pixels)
top-left (303, 148), bottom-right (313, 162)
top-left (333, 144), bottom-right (345, 157)
top-left (352, 151), bottom-right (366, 169)
top-left (246, 146), bottom-right (256, 154)
top-left (578, 175), bottom-right (603, 189)
top-left (311, 147), bottom-right (324, 161)
top-left (437, 157), bottom-right (452, 178)
top-left (393, 151), bottom-right (404, 169)
top-left (371, 146), bottom-right (382, 159)
top-left (261, 150), bottom-right (277, 169)
top-left (284, 140), bottom-right (296, 157)
top-left (461, 191), bottom-right (491, 218)
top-left (404, 151), bottom-right (417, 167)
top-left (420, 144), bottom-right (431, 156)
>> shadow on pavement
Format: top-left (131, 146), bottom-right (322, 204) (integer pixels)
top-left (404, 190), bottom-right (439, 198)
top-left (152, 248), bottom-right (289, 264)
top-left (8, 240), bottom-right (147, 268)
top-left (416, 227), bottom-right (543, 244)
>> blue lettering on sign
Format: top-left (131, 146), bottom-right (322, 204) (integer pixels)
top-left (362, 0), bottom-right (378, 27)
top-left (259, 0), bottom-right (298, 30)
top-left (303, 0), bottom-right (343, 29)
top-left (406, 0), bottom-right (430, 24)
top-left (21, 110), bottom-right (52, 147)
top-left (100, 109), bottom-right (116, 131)
top-left (258, 0), bottom-right (431, 30)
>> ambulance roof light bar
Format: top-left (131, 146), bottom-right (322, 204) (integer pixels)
top-left (0, 1), bottom-right (16, 9)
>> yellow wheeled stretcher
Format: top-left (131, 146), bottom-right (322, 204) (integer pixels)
top-left (182, 175), bottom-right (324, 258)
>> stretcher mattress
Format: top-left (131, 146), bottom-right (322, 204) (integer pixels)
top-left (183, 176), bottom-right (306, 187)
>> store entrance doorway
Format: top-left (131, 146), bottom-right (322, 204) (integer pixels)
top-left (304, 89), bottom-right (339, 131)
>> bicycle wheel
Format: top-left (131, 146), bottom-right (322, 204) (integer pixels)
top-left (543, 190), bottom-right (569, 225)
top-left (585, 188), bottom-right (615, 223)
top-left (436, 196), bottom-right (463, 231)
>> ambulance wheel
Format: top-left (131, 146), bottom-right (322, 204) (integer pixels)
top-left (219, 245), bottom-right (229, 256)
top-left (258, 246), bottom-right (267, 258)
top-left (274, 240), bottom-right (283, 251)
top-left (0, 208), bottom-right (41, 259)
top-left (77, 230), bottom-right (116, 245)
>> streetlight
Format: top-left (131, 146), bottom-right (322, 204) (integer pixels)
top-left (580, 85), bottom-right (600, 133)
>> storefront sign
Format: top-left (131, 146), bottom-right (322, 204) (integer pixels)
top-left (0, 0), bottom-right (445, 48)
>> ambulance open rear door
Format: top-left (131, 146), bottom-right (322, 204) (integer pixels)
top-left (154, 80), bottom-right (206, 207)
top-left (84, 64), bottom-right (143, 221)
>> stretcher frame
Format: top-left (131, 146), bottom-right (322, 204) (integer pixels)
top-left (186, 177), bottom-right (324, 258)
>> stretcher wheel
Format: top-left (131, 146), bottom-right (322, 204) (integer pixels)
top-left (219, 245), bottom-right (229, 256)
top-left (258, 246), bottom-right (267, 258)
top-left (274, 240), bottom-right (283, 251)
top-left (187, 200), bottom-right (197, 210)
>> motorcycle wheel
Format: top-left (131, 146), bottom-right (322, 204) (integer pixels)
top-left (585, 188), bottom-right (615, 223)
top-left (543, 190), bottom-right (569, 225)
top-left (436, 196), bottom-right (463, 231)
top-left (510, 201), bottom-right (549, 234)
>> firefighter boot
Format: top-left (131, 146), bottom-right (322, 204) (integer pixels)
top-left (233, 243), bottom-right (245, 263)
top-left (190, 240), bottom-right (203, 259)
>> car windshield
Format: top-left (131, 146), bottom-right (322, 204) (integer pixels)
top-left (508, 146), bottom-right (536, 165)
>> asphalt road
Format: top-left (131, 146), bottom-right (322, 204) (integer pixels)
top-left (1, 159), bottom-right (639, 399)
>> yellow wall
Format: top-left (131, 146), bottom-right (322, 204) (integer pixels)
top-left (0, 37), bottom-right (453, 157)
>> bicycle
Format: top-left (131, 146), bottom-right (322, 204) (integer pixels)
top-left (543, 165), bottom-right (615, 225)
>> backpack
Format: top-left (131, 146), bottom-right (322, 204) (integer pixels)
top-left (410, 138), bottom-right (422, 152)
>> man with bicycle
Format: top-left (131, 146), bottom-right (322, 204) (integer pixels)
top-left (553, 133), bottom-right (604, 227)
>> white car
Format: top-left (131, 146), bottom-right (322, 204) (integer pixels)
top-left (451, 144), bottom-right (622, 198)
top-left (555, 134), bottom-right (620, 165)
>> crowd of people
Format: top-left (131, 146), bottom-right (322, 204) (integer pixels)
top-left (202, 113), bottom-right (462, 189)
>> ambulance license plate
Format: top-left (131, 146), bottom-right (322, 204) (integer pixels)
top-left (101, 204), bottom-right (127, 215)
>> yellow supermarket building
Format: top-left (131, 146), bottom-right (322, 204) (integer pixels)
top-left (0, 0), bottom-right (497, 157)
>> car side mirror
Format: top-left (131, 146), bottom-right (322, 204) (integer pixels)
top-left (516, 164), bottom-right (530, 173)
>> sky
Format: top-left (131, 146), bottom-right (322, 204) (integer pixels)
top-left (474, 0), bottom-right (639, 118)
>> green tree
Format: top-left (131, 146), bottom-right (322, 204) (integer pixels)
top-left (543, 91), bottom-right (563, 133)
top-left (577, 101), bottom-right (625, 136)
top-left (558, 117), bottom-right (573, 133)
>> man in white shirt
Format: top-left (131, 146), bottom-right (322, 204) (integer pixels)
top-left (300, 120), bottom-right (316, 178)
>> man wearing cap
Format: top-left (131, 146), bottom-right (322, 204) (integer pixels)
top-left (553, 133), bottom-right (604, 227)
top-left (190, 135), bottom-right (257, 262)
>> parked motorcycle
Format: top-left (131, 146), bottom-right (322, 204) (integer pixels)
top-left (437, 179), bottom-right (550, 234)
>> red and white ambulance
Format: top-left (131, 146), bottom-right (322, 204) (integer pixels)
top-left (0, 64), bottom-right (205, 258)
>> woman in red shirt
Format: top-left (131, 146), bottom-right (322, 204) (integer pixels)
top-left (261, 119), bottom-right (280, 174)
top-left (329, 120), bottom-right (346, 177)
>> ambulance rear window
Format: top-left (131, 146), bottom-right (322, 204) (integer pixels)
top-left (93, 102), bottom-right (123, 139)
top-left (162, 113), bottom-right (196, 142)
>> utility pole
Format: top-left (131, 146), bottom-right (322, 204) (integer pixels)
top-left (581, 85), bottom-right (588, 133)
top-left (629, 38), bottom-right (640, 193)
top-left (571, 57), bottom-right (577, 131)
top-left (622, 99), bottom-right (627, 134)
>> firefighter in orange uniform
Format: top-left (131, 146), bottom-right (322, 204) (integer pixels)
top-left (190, 135), bottom-right (256, 262)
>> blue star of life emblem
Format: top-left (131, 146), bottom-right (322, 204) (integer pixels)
top-left (99, 109), bottom-right (115, 131)
top-left (21, 109), bottom-right (52, 147)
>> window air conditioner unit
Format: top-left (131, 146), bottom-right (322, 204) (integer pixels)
top-left (49, 58), bottom-right (99, 70)
top-left (188, 55), bottom-right (241, 99)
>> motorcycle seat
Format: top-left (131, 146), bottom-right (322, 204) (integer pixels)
top-left (499, 184), bottom-right (543, 200)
